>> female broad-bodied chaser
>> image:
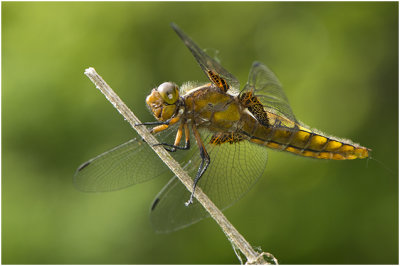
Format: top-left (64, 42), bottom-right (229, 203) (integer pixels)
top-left (74, 23), bottom-right (369, 232)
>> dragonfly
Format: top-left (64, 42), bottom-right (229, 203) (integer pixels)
top-left (74, 23), bottom-right (370, 233)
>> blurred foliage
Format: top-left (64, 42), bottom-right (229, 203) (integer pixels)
top-left (2, 2), bottom-right (398, 264)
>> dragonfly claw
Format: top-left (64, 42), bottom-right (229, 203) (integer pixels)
top-left (185, 195), bottom-right (194, 206)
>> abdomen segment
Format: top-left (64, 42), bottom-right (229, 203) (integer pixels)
top-left (250, 127), bottom-right (369, 160)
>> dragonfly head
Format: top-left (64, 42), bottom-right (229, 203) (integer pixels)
top-left (146, 82), bottom-right (180, 121)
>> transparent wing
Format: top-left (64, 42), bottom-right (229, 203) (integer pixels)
top-left (75, 123), bottom-right (268, 232)
top-left (171, 23), bottom-right (240, 91)
top-left (242, 61), bottom-right (297, 122)
top-left (150, 130), bottom-right (268, 233)
top-left (73, 125), bottom-right (188, 192)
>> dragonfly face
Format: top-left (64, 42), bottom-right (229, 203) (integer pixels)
top-left (74, 23), bottom-right (370, 233)
top-left (146, 82), bottom-right (180, 122)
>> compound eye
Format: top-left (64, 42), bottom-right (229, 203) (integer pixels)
top-left (157, 82), bottom-right (179, 104)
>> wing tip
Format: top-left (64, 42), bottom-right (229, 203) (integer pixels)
top-left (151, 197), bottom-right (160, 211)
top-left (77, 160), bottom-right (91, 172)
top-left (252, 61), bottom-right (266, 69)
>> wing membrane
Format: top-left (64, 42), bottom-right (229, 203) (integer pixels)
top-left (74, 126), bottom-right (188, 192)
top-left (74, 120), bottom-right (268, 232)
top-left (171, 23), bottom-right (240, 91)
top-left (150, 130), bottom-right (268, 233)
top-left (242, 61), bottom-right (297, 122)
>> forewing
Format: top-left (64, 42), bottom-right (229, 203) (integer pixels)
top-left (171, 23), bottom-right (240, 91)
top-left (243, 61), bottom-right (297, 122)
top-left (74, 126), bottom-right (187, 192)
top-left (150, 130), bottom-right (268, 233)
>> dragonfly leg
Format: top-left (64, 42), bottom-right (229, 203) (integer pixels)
top-left (150, 116), bottom-right (181, 134)
top-left (155, 142), bottom-right (190, 152)
top-left (185, 124), bottom-right (210, 206)
top-left (155, 123), bottom-right (191, 152)
top-left (135, 113), bottom-right (181, 128)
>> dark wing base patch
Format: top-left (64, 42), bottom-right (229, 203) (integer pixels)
top-left (239, 91), bottom-right (270, 127)
top-left (207, 70), bottom-right (229, 92)
top-left (210, 132), bottom-right (245, 145)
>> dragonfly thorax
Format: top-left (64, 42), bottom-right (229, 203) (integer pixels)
top-left (183, 85), bottom-right (244, 132)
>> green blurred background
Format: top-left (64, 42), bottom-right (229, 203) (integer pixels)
top-left (2, 2), bottom-right (398, 264)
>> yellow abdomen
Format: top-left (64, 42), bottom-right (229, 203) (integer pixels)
top-left (267, 128), bottom-right (368, 160)
top-left (247, 113), bottom-right (370, 160)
